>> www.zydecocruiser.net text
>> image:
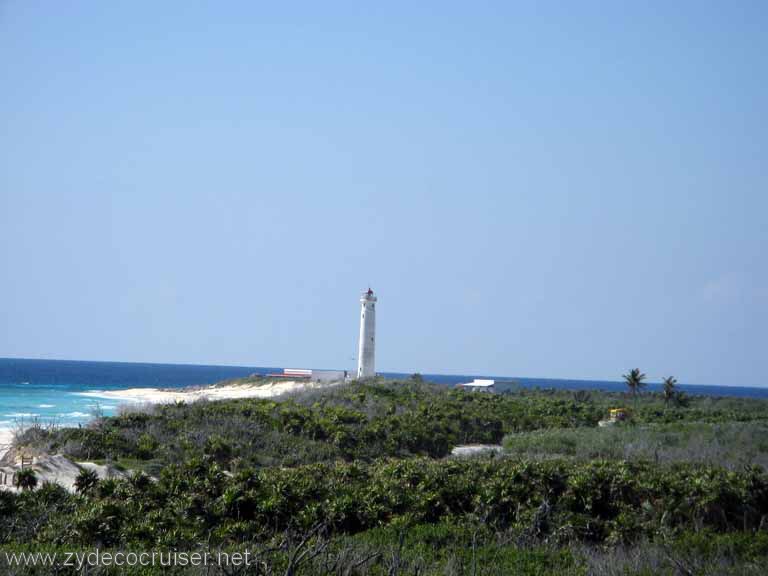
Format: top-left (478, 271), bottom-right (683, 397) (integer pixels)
top-left (4, 549), bottom-right (256, 569)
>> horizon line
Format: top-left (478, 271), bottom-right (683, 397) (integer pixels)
top-left (0, 355), bottom-right (763, 390)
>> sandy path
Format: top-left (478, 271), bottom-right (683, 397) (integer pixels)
top-left (0, 428), bottom-right (14, 461)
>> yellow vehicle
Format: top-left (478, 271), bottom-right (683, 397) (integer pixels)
top-left (609, 408), bottom-right (630, 422)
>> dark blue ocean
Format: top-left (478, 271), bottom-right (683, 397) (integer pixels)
top-left (1, 358), bottom-right (766, 432)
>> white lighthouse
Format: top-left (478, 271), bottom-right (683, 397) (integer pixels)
top-left (356, 288), bottom-right (377, 379)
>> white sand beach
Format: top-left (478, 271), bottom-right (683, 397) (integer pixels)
top-left (76, 379), bottom-right (331, 405)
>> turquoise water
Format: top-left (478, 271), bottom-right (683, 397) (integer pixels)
top-left (0, 379), bottom-right (115, 429)
top-left (0, 358), bottom-right (274, 430)
top-left (1, 357), bottom-right (766, 432)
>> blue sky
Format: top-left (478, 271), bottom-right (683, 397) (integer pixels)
top-left (1, 1), bottom-right (766, 386)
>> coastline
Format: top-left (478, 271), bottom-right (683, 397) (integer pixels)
top-left (0, 379), bottom-right (337, 461)
top-left (76, 379), bottom-right (322, 404)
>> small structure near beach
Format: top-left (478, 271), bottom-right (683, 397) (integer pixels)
top-left (267, 368), bottom-right (348, 383)
top-left (598, 407), bottom-right (631, 427)
top-left (456, 379), bottom-right (496, 393)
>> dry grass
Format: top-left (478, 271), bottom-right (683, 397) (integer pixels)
top-left (503, 421), bottom-right (768, 469)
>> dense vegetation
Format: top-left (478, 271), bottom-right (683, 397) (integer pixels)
top-left (3, 378), bottom-right (768, 574)
top-left (18, 381), bottom-right (605, 472)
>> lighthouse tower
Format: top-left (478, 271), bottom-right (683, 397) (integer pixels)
top-left (356, 288), bottom-right (377, 379)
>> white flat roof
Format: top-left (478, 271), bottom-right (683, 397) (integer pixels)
top-left (461, 379), bottom-right (495, 387)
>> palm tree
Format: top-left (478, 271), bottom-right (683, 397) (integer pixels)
top-left (74, 468), bottom-right (100, 495)
top-left (622, 368), bottom-right (646, 397)
top-left (13, 468), bottom-right (37, 491)
top-left (573, 390), bottom-right (592, 404)
top-left (662, 376), bottom-right (677, 405)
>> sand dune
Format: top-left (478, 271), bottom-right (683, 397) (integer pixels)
top-left (0, 454), bottom-right (127, 493)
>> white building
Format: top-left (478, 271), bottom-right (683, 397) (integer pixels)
top-left (268, 368), bottom-right (348, 383)
top-left (356, 288), bottom-right (377, 379)
top-left (312, 370), bottom-right (348, 383)
top-left (457, 379), bottom-right (496, 393)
